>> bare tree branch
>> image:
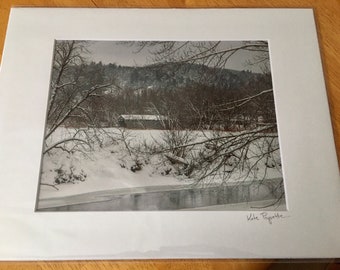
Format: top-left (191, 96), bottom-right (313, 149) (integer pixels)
top-left (45, 83), bottom-right (111, 140)
top-left (43, 138), bottom-right (91, 154)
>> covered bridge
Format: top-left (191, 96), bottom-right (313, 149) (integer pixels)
top-left (118, 114), bottom-right (169, 129)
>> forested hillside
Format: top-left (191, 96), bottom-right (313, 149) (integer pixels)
top-left (55, 60), bottom-right (273, 129)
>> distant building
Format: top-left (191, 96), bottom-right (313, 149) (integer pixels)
top-left (118, 114), bottom-right (169, 129)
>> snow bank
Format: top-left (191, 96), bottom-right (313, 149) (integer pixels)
top-left (38, 127), bottom-right (283, 200)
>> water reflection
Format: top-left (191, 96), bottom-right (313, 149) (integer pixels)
top-left (38, 178), bottom-right (284, 211)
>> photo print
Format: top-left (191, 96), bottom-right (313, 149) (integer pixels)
top-left (36, 40), bottom-right (286, 211)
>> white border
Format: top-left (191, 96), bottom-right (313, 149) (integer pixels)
top-left (0, 8), bottom-right (339, 259)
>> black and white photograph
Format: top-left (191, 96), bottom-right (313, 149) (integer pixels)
top-left (36, 40), bottom-right (286, 211)
top-left (1, 8), bottom-right (340, 260)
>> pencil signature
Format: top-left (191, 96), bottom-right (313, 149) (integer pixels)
top-left (246, 212), bottom-right (289, 225)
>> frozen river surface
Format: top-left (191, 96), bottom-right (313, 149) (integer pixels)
top-left (37, 178), bottom-right (285, 211)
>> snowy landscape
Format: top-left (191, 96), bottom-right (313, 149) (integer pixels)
top-left (36, 40), bottom-right (286, 211)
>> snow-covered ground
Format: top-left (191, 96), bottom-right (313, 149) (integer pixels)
top-left (38, 127), bottom-right (283, 201)
top-left (39, 128), bottom-right (189, 199)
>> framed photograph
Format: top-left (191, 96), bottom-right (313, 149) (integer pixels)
top-left (0, 8), bottom-right (339, 259)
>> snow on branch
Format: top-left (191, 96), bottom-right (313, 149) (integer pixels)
top-left (43, 138), bottom-right (90, 154)
top-left (152, 125), bottom-right (277, 155)
top-left (53, 81), bottom-right (77, 90)
top-left (216, 89), bottom-right (273, 111)
top-left (164, 153), bottom-right (189, 165)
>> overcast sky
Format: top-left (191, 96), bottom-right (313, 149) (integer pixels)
top-left (85, 41), bottom-right (269, 73)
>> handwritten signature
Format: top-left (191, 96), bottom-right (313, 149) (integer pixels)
top-left (246, 212), bottom-right (289, 225)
